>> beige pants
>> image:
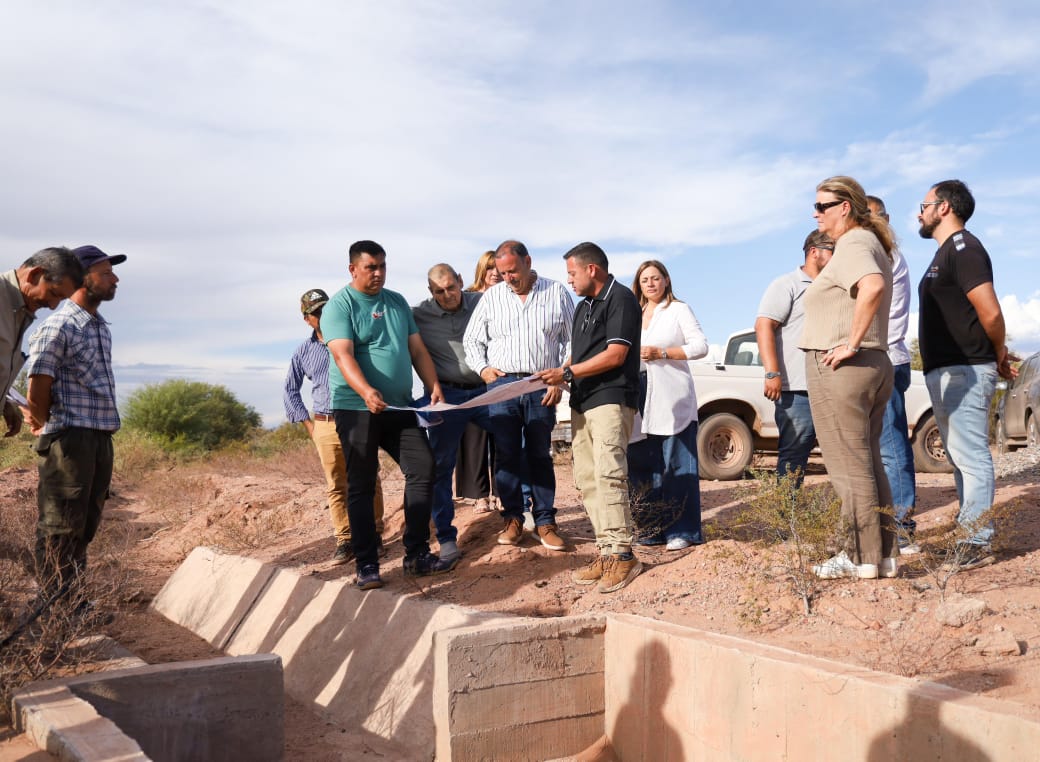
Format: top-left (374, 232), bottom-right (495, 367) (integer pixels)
top-left (312, 418), bottom-right (384, 541)
top-left (806, 350), bottom-right (896, 565)
top-left (572, 404), bottom-right (636, 554)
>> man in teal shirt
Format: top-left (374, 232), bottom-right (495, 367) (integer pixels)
top-left (322, 240), bottom-right (452, 589)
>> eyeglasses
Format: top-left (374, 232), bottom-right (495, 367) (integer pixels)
top-left (919, 200), bottom-right (943, 214)
top-left (813, 200), bottom-right (844, 213)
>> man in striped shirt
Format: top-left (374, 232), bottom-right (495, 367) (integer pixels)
top-left (463, 240), bottom-right (575, 550)
top-left (26, 245), bottom-right (123, 599)
top-left (283, 288), bottom-right (385, 566)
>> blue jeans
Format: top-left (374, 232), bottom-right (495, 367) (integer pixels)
top-left (488, 378), bottom-right (557, 526)
top-left (925, 363), bottom-right (998, 546)
top-left (880, 363), bottom-right (917, 533)
top-left (422, 385), bottom-right (492, 545)
top-left (628, 420), bottom-right (702, 544)
top-left (774, 391), bottom-right (815, 486)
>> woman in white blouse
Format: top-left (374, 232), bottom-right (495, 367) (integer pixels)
top-left (628, 260), bottom-right (709, 550)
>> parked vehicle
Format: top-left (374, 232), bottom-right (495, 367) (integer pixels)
top-left (553, 329), bottom-right (952, 480)
top-left (995, 351), bottom-right (1040, 452)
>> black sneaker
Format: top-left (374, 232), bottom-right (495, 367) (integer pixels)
top-left (331, 542), bottom-right (353, 566)
top-left (941, 543), bottom-right (996, 571)
top-left (403, 551), bottom-right (457, 577)
top-left (356, 564), bottom-right (383, 590)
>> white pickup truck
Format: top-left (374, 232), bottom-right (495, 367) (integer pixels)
top-left (690, 330), bottom-right (950, 480)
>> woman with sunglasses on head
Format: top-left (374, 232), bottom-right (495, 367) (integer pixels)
top-left (628, 260), bottom-right (708, 550)
top-left (801, 175), bottom-right (897, 580)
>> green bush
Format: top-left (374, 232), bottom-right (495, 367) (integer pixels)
top-left (122, 380), bottom-right (262, 453)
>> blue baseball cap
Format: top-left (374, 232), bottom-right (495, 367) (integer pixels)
top-left (73, 245), bottom-right (127, 269)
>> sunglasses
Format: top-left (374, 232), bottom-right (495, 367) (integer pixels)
top-left (919, 200), bottom-right (943, 214)
top-left (813, 200), bottom-right (844, 213)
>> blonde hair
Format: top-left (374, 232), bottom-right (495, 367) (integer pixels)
top-left (467, 250), bottom-right (497, 292)
top-left (631, 260), bottom-right (679, 308)
top-left (817, 175), bottom-right (894, 258)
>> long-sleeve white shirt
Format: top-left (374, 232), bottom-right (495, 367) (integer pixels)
top-left (888, 247), bottom-right (912, 366)
top-left (639, 300), bottom-right (708, 436)
top-left (463, 277), bottom-right (574, 374)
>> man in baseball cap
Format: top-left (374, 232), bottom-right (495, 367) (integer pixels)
top-left (25, 244), bottom-right (125, 605)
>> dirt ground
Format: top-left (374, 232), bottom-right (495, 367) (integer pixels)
top-left (2, 447), bottom-right (1039, 759)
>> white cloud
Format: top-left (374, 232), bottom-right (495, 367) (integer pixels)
top-left (1001, 292), bottom-right (1040, 351)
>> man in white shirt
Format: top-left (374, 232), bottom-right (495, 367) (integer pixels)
top-left (868, 195), bottom-right (917, 551)
top-left (463, 240), bottom-right (574, 550)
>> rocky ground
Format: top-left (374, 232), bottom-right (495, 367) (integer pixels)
top-left (2, 444), bottom-right (1039, 759)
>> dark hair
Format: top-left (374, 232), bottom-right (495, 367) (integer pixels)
top-left (631, 259), bottom-right (678, 308)
top-left (494, 240), bottom-right (529, 260)
top-left (21, 246), bottom-right (85, 288)
top-left (802, 230), bottom-right (833, 255)
top-left (563, 241), bottom-right (608, 270)
top-left (931, 179), bottom-right (975, 222)
top-left (348, 240), bottom-right (386, 263)
top-left (865, 194), bottom-right (889, 221)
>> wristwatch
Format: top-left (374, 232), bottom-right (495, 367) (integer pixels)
top-left (562, 367), bottom-right (574, 383)
top-left (847, 344), bottom-right (860, 354)
top-left (764, 371), bottom-right (781, 379)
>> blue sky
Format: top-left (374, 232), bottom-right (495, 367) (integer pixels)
top-left (3, 1), bottom-right (1039, 425)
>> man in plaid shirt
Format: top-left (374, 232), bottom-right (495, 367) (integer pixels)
top-left (26, 245), bottom-right (125, 597)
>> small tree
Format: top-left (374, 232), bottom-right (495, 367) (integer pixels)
top-left (123, 380), bottom-right (261, 452)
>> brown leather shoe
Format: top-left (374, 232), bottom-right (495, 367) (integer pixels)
top-left (572, 555), bottom-right (607, 585)
top-left (536, 524), bottom-right (567, 551)
top-left (497, 517), bottom-right (524, 545)
top-left (597, 554), bottom-right (643, 594)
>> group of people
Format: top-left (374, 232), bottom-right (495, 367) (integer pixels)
top-left (284, 239), bottom-right (716, 594)
top-left (755, 177), bottom-right (1014, 579)
top-left (1, 245), bottom-right (125, 606)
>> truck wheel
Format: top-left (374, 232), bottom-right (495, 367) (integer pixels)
top-left (1029, 414), bottom-right (1039, 448)
top-left (995, 416), bottom-right (1012, 454)
top-left (911, 413), bottom-right (954, 473)
top-left (697, 413), bottom-right (753, 481)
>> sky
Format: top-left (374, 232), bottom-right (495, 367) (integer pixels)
top-left (3, 1), bottom-right (1040, 426)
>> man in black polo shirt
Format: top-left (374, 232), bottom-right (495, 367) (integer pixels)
top-left (917, 179), bottom-right (1016, 570)
top-left (538, 242), bottom-right (642, 593)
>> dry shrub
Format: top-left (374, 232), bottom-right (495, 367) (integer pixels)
top-left (725, 470), bottom-right (843, 615)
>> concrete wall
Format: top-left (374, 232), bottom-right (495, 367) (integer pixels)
top-left (13, 654), bottom-right (283, 762)
top-left (433, 617), bottom-right (606, 762)
top-left (153, 546), bottom-right (514, 759)
top-left (603, 614), bottom-right (1040, 762)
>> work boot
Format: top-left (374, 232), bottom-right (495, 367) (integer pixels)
top-left (497, 517), bottom-right (524, 546)
top-left (597, 554), bottom-right (643, 594)
top-left (572, 555), bottom-right (608, 585)
top-left (536, 524), bottom-right (567, 551)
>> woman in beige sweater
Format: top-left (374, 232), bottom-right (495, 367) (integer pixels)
top-left (800, 175), bottom-right (897, 580)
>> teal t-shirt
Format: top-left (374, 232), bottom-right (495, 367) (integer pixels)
top-left (320, 285), bottom-right (418, 410)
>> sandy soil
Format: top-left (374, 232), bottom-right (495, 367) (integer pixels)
top-left (2, 447), bottom-right (1039, 759)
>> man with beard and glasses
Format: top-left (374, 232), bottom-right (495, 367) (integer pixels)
top-left (26, 245), bottom-right (125, 602)
top-left (917, 179), bottom-right (1016, 570)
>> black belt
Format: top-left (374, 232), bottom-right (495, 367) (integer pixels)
top-left (442, 380), bottom-right (485, 390)
top-left (502, 372), bottom-right (534, 379)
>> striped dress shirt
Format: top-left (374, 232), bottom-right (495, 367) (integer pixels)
top-left (283, 331), bottom-right (332, 422)
top-left (463, 276), bottom-right (574, 374)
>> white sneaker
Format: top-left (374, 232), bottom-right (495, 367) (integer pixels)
top-left (898, 542), bottom-right (921, 556)
top-left (665, 537), bottom-right (692, 551)
top-left (813, 551), bottom-right (878, 579)
top-left (879, 557), bottom-right (899, 578)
